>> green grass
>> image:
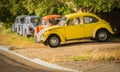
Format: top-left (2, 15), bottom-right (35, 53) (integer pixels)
top-left (98, 55), bottom-right (116, 61)
top-left (69, 55), bottom-right (117, 61)
top-left (0, 28), bottom-right (44, 49)
top-left (69, 55), bottom-right (92, 61)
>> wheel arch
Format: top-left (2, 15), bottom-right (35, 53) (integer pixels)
top-left (93, 28), bottom-right (110, 38)
top-left (44, 33), bottom-right (65, 44)
top-left (93, 24), bottom-right (114, 38)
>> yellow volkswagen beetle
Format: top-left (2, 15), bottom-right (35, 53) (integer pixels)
top-left (39, 12), bottom-right (114, 48)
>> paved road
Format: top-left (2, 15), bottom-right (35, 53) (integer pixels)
top-left (0, 53), bottom-right (52, 72)
top-left (0, 50), bottom-right (68, 72)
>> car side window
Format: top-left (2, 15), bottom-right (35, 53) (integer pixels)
top-left (75, 18), bottom-right (82, 25)
top-left (25, 18), bottom-right (29, 24)
top-left (67, 18), bottom-right (82, 26)
top-left (84, 16), bottom-right (98, 24)
top-left (67, 19), bottom-right (73, 25)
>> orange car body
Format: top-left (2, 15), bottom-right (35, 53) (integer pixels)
top-left (35, 15), bottom-right (62, 33)
top-left (34, 15), bottom-right (62, 42)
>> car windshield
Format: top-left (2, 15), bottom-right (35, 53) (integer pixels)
top-left (38, 19), bottom-right (46, 25)
top-left (31, 18), bottom-right (39, 23)
top-left (31, 18), bottom-right (40, 26)
top-left (58, 16), bottom-right (67, 26)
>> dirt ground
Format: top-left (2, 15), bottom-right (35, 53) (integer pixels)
top-left (7, 39), bottom-right (120, 72)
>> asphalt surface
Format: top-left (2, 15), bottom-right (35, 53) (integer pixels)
top-left (0, 53), bottom-right (53, 72)
top-left (0, 50), bottom-right (68, 72)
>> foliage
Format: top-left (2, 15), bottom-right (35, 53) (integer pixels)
top-left (0, 0), bottom-right (120, 27)
top-left (0, 0), bottom-right (28, 23)
top-left (23, 0), bottom-right (72, 16)
top-left (2, 23), bottom-right (12, 29)
top-left (72, 0), bottom-right (119, 13)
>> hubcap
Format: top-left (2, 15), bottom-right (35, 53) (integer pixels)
top-left (98, 31), bottom-right (107, 41)
top-left (50, 37), bottom-right (59, 46)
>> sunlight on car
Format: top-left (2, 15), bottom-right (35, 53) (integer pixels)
top-left (39, 12), bottom-right (115, 48)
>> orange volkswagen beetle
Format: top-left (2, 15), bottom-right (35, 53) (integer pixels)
top-left (34, 15), bottom-right (62, 42)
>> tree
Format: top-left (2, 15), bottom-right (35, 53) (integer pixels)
top-left (0, 0), bottom-right (119, 24)
top-left (24, 0), bottom-right (72, 16)
top-left (0, 0), bottom-right (12, 23)
top-left (0, 0), bottom-right (28, 23)
top-left (72, 0), bottom-right (119, 13)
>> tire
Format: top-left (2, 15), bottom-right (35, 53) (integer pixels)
top-left (47, 35), bottom-right (60, 48)
top-left (96, 29), bottom-right (109, 42)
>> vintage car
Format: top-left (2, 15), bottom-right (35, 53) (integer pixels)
top-left (21, 16), bottom-right (40, 36)
top-left (34, 15), bottom-right (62, 42)
top-left (12, 15), bottom-right (28, 33)
top-left (37, 12), bottom-right (115, 48)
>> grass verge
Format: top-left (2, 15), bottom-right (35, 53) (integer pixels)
top-left (69, 49), bottom-right (120, 61)
top-left (0, 28), bottom-right (45, 49)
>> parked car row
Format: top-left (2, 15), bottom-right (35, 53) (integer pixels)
top-left (12, 12), bottom-right (116, 48)
top-left (12, 15), bottom-right (40, 36)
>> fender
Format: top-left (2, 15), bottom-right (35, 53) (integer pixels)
top-left (43, 30), bottom-right (66, 43)
top-left (93, 24), bottom-right (114, 38)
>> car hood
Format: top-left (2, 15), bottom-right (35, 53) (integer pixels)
top-left (38, 25), bottom-right (63, 40)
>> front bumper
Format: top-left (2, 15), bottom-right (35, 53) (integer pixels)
top-left (35, 30), bottom-right (45, 42)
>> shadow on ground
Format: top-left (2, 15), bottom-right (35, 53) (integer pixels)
top-left (60, 38), bottom-right (120, 47)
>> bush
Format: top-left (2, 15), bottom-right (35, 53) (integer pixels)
top-left (2, 23), bottom-right (12, 29)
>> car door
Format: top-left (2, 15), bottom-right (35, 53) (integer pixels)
top-left (65, 17), bottom-right (85, 40)
top-left (83, 16), bottom-right (99, 37)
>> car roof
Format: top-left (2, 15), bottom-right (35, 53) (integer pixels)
top-left (42, 15), bottom-right (62, 22)
top-left (16, 15), bottom-right (28, 19)
top-left (65, 12), bottom-right (99, 19)
top-left (25, 15), bottom-right (41, 19)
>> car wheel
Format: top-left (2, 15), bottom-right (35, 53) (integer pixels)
top-left (47, 35), bottom-right (60, 48)
top-left (96, 29), bottom-right (109, 42)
